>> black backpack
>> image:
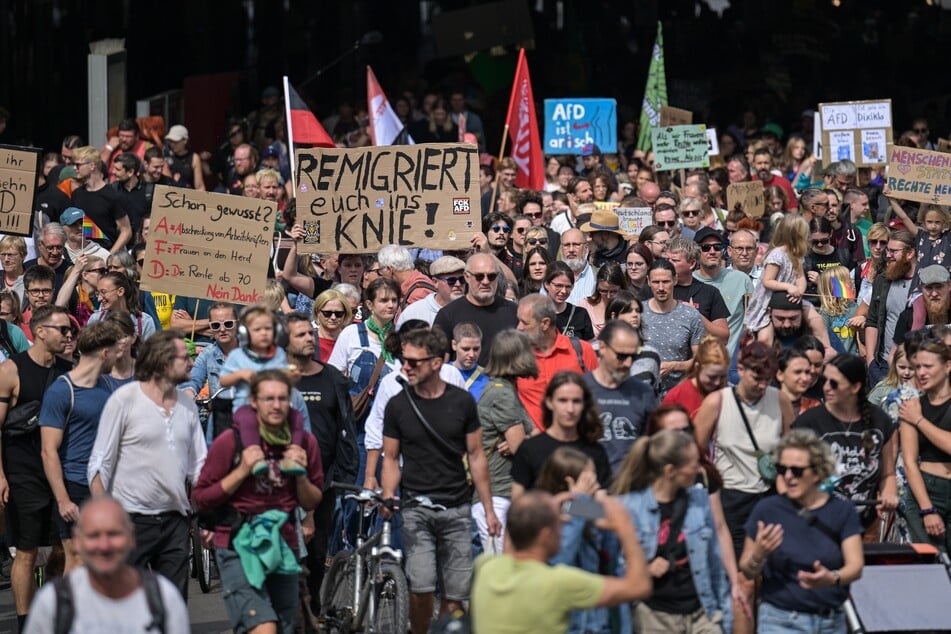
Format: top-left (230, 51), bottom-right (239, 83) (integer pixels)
top-left (54, 567), bottom-right (165, 633)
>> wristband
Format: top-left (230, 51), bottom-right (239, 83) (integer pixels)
top-left (832, 570), bottom-right (841, 586)
top-left (915, 417), bottom-right (926, 428)
top-left (919, 507), bottom-right (939, 517)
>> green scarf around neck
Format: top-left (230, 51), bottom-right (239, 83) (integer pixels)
top-left (259, 422), bottom-right (292, 446)
top-left (365, 316), bottom-right (394, 362)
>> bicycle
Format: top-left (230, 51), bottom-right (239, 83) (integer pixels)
top-left (319, 482), bottom-right (409, 634)
top-left (189, 513), bottom-right (213, 593)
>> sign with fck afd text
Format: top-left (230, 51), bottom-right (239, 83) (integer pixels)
top-left (140, 185), bottom-right (274, 304)
top-left (294, 143), bottom-right (480, 254)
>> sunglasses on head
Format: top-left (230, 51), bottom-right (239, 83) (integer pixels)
top-left (470, 272), bottom-right (499, 283)
top-left (700, 243), bottom-right (723, 252)
top-left (319, 310), bottom-right (345, 319)
top-left (437, 275), bottom-right (465, 287)
top-left (490, 225), bottom-right (511, 233)
top-left (527, 238), bottom-right (549, 246)
top-left (209, 320), bottom-right (236, 331)
top-left (776, 464), bottom-right (810, 478)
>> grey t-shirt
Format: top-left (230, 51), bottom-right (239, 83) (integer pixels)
top-left (642, 301), bottom-right (705, 394)
top-left (583, 372), bottom-right (657, 472)
top-left (882, 278), bottom-right (912, 361)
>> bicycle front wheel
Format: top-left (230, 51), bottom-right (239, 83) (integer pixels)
top-left (372, 562), bottom-right (409, 634)
top-left (320, 551), bottom-right (356, 630)
top-left (194, 528), bottom-right (212, 593)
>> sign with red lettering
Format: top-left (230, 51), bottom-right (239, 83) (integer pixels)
top-left (886, 147), bottom-right (951, 206)
top-left (0, 144), bottom-right (39, 237)
top-left (294, 143), bottom-right (480, 254)
top-left (140, 185), bottom-right (273, 303)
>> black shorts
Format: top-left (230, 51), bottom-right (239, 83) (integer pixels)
top-left (720, 488), bottom-right (768, 563)
top-left (5, 498), bottom-right (55, 551)
top-left (53, 481), bottom-right (92, 540)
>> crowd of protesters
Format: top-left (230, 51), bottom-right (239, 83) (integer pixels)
top-left (2, 87), bottom-right (951, 634)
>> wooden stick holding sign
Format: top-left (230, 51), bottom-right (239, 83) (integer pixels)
top-left (490, 124), bottom-right (510, 214)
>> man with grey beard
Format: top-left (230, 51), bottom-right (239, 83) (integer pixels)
top-left (558, 228), bottom-right (597, 304)
top-left (583, 320), bottom-right (655, 472)
top-left (894, 265), bottom-right (951, 345)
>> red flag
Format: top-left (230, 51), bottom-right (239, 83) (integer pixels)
top-left (285, 82), bottom-right (335, 147)
top-left (504, 49), bottom-right (544, 190)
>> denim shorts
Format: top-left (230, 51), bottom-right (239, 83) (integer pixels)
top-left (758, 601), bottom-right (844, 634)
top-left (216, 546), bottom-right (300, 634)
top-left (402, 503), bottom-right (472, 599)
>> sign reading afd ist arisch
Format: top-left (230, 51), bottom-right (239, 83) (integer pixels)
top-left (543, 99), bottom-right (617, 155)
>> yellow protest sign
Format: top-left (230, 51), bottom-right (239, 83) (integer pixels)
top-left (140, 185), bottom-right (274, 303)
top-left (294, 143), bottom-right (480, 254)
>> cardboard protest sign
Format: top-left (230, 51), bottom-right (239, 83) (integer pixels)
top-left (593, 201), bottom-right (619, 211)
top-left (650, 125), bottom-right (709, 171)
top-left (0, 145), bottom-right (39, 236)
top-left (818, 99), bottom-right (892, 167)
top-left (659, 106), bottom-right (693, 127)
top-left (727, 181), bottom-right (766, 218)
top-left (140, 185), bottom-right (273, 303)
top-left (886, 147), bottom-right (951, 206)
top-left (938, 138), bottom-right (951, 153)
top-left (615, 207), bottom-right (653, 237)
top-left (543, 99), bottom-right (617, 154)
top-left (706, 128), bottom-right (720, 156)
top-left (295, 143), bottom-right (480, 254)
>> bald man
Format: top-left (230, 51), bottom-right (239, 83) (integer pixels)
top-left (639, 181), bottom-right (661, 206)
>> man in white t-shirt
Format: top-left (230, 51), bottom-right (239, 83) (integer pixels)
top-left (24, 496), bottom-right (189, 633)
top-left (397, 255), bottom-right (467, 327)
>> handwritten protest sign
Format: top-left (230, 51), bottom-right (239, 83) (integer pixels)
top-left (659, 106), bottom-right (693, 127)
top-left (294, 143), bottom-right (480, 254)
top-left (0, 145), bottom-right (39, 236)
top-left (706, 128), bottom-right (720, 156)
top-left (615, 207), bottom-right (653, 237)
top-left (594, 201), bottom-right (619, 211)
top-left (543, 99), bottom-right (617, 154)
top-left (140, 185), bottom-right (273, 303)
top-left (886, 147), bottom-right (951, 206)
top-left (650, 125), bottom-right (709, 171)
top-left (938, 138), bottom-right (951, 153)
top-left (727, 181), bottom-right (766, 218)
top-left (818, 99), bottom-right (892, 167)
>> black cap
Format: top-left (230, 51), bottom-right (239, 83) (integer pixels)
top-left (768, 292), bottom-right (801, 311)
top-left (693, 226), bottom-right (722, 245)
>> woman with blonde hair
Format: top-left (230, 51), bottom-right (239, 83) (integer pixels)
top-left (662, 335), bottom-right (730, 419)
top-left (817, 266), bottom-right (858, 354)
top-left (867, 342), bottom-right (915, 409)
top-left (312, 288), bottom-right (353, 362)
top-left (614, 430), bottom-right (733, 633)
top-left (847, 222), bottom-right (890, 339)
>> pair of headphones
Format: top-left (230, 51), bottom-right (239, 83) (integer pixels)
top-left (236, 305), bottom-right (288, 352)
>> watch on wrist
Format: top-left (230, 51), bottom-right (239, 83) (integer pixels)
top-left (832, 570), bottom-right (841, 586)
top-left (920, 506), bottom-right (939, 517)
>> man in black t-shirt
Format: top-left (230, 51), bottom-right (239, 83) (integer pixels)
top-left (284, 312), bottom-right (357, 615)
top-left (433, 253), bottom-right (518, 366)
top-left (666, 237), bottom-right (730, 341)
top-left (110, 153), bottom-right (150, 237)
top-left (381, 327), bottom-right (498, 634)
top-left (69, 145), bottom-right (133, 253)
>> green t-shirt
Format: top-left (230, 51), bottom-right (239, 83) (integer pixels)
top-left (471, 554), bottom-right (605, 634)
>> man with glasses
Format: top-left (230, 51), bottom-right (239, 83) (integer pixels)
top-left (398, 256), bottom-right (467, 327)
top-left (0, 305), bottom-right (74, 630)
top-left (381, 327), bottom-right (498, 634)
top-left (89, 330), bottom-right (207, 598)
top-left (558, 228), bottom-right (597, 304)
top-left (799, 187), bottom-right (830, 224)
top-left (25, 223), bottom-right (71, 292)
top-left (434, 253), bottom-right (518, 367)
top-left (584, 320), bottom-right (655, 472)
top-left (865, 230), bottom-right (917, 384)
top-left (59, 207), bottom-right (111, 265)
top-left (653, 202), bottom-right (689, 239)
top-left (21, 265), bottom-right (57, 342)
top-left (665, 237), bottom-right (730, 342)
top-left (727, 229), bottom-right (764, 281)
top-left (694, 228), bottom-right (754, 355)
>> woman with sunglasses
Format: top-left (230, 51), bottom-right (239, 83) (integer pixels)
top-left (803, 217), bottom-right (852, 297)
top-left (625, 244), bottom-right (653, 294)
top-left (55, 254), bottom-right (107, 327)
top-left (679, 197), bottom-right (706, 234)
top-left (579, 262), bottom-right (628, 338)
top-left (638, 225), bottom-right (671, 260)
top-left (605, 291), bottom-right (661, 391)
top-left (898, 337), bottom-right (951, 552)
top-left (519, 246), bottom-right (551, 296)
top-left (614, 429), bottom-right (734, 634)
top-left (739, 429), bottom-right (865, 634)
top-left (524, 225), bottom-right (553, 258)
top-left (793, 353), bottom-right (898, 529)
top-left (500, 213), bottom-right (533, 280)
top-left (312, 288), bottom-right (353, 362)
top-left (85, 271), bottom-right (156, 341)
top-left (847, 223), bottom-right (890, 336)
top-left (543, 262), bottom-right (595, 342)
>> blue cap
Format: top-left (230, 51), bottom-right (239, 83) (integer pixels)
top-left (581, 143), bottom-right (601, 157)
top-left (60, 207), bottom-right (84, 226)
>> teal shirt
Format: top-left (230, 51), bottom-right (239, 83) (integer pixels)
top-left (694, 267), bottom-right (754, 356)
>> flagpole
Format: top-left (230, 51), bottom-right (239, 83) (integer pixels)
top-left (283, 76), bottom-right (298, 194)
top-left (489, 124), bottom-right (510, 214)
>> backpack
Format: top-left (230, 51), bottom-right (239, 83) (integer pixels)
top-left (54, 568), bottom-right (165, 634)
top-left (398, 279), bottom-right (436, 312)
top-left (568, 336), bottom-right (588, 373)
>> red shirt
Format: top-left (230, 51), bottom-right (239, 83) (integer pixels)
top-left (517, 333), bottom-right (599, 431)
top-left (753, 173), bottom-right (798, 211)
top-left (662, 378), bottom-right (706, 420)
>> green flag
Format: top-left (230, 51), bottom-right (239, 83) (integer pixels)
top-left (636, 22), bottom-right (667, 152)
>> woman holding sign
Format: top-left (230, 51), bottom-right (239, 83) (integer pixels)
top-left (55, 254), bottom-right (107, 327)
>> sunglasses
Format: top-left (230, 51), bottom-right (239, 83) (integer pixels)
top-left (527, 238), bottom-right (549, 246)
top-left (40, 324), bottom-right (73, 336)
top-left (657, 220), bottom-right (677, 228)
top-left (402, 355), bottom-right (435, 368)
top-left (470, 272), bottom-right (498, 283)
top-left (319, 310), bottom-right (345, 319)
top-left (914, 128), bottom-right (929, 134)
top-left (437, 275), bottom-right (465, 287)
top-left (490, 225), bottom-right (512, 234)
top-left (514, 227), bottom-right (527, 234)
top-left (868, 239), bottom-right (888, 247)
top-left (209, 320), bottom-right (236, 331)
top-left (700, 243), bottom-right (723, 252)
top-left (811, 238), bottom-right (830, 247)
top-left (682, 209), bottom-right (701, 218)
top-left (823, 376), bottom-right (842, 390)
top-left (776, 464), bottom-right (810, 478)
top-left (603, 343), bottom-right (636, 362)
top-left (524, 211), bottom-right (544, 219)
top-left (364, 267), bottom-right (382, 275)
